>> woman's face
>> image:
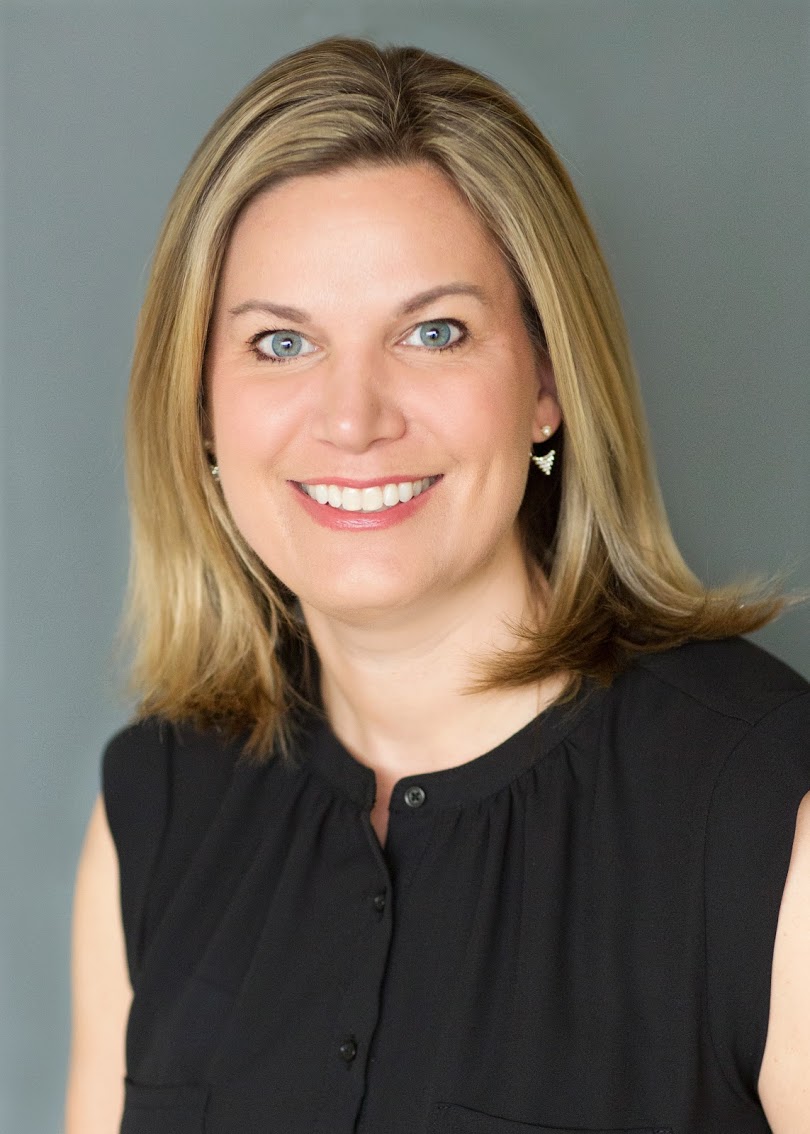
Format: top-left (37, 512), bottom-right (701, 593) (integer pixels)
top-left (205, 161), bottom-right (560, 623)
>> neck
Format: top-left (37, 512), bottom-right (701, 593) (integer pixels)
top-left (301, 542), bottom-right (564, 785)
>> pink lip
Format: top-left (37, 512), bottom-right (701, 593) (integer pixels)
top-left (291, 477), bottom-right (440, 531)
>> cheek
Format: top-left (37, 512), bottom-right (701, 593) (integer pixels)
top-left (449, 358), bottom-right (538, 455)
top-left (207, 376), bottom-right (301, 556)
top-left (209, 376), bottom-right (292, 469)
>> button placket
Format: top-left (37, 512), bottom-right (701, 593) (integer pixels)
top-left (311, 834), bottom-right (394, 1131)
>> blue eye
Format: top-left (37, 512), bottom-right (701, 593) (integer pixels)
top-left (249, 319), bottom-right (467, 362)
top-left (250, 329), bottom-right (316, 362)
top-left (403, 320), bottom-right (466, 350)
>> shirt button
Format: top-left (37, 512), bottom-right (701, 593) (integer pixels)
top-left (404, 785), bottom-right (426, 808)
top-left (338, 1036), bottom-right (358, 1062)
top-left (373, 891), bottom-right (387, 912)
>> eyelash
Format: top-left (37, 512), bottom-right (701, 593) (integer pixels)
top-left (247, 319), bottom-right (470, 363)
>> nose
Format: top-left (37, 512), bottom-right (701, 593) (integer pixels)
top-left (312, 348), bottom-right (407, 453)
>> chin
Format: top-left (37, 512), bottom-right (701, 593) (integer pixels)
top-left (293, 571), bottom-right (438, 626)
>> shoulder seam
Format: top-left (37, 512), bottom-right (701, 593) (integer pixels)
top-left (635, 658), bottom-right (809, 727)
top-left (701, 691), bottom-right (810, 1105)
top-left (132, 719), bottom-right (176, 985)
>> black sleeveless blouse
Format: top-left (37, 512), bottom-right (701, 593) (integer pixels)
top-left (102, 637), bottom-right (810, 1134)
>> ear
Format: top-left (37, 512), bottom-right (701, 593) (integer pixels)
top-left (530, 350), bottom-right (563, 443)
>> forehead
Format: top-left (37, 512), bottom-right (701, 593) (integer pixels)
top-left (217, 161), bottom-right (514, 304)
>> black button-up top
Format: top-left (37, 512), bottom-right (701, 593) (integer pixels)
top-left (103, 638), bottom-right (810, 1134)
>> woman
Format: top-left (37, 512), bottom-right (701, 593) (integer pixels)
top-left (66, 36), bottom-right (810, 1134)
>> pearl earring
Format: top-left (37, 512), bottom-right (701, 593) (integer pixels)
top-left (529, 425), bottom-right (556, 476)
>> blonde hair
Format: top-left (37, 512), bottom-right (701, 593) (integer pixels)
top-left (123, 36), bottom-right (783, 758)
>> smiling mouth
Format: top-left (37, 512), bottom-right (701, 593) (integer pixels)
top-left (295, 476), bottom-right (441, 513)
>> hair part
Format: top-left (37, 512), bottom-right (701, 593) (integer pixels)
top-left (122, 36), bottom-right (786, 759)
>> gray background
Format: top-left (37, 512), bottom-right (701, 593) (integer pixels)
top-left (1, 0), bottom-right (808, 1128)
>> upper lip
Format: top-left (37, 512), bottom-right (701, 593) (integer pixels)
top-left (292, 474), bottom-right (440, 489)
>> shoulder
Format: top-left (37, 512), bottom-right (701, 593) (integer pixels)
top-left (649, 643), bottom-right (810, 1104)
top-left (630, 636), bottom-right (809, 728)
top-left (101, 714), bottom-right (250, 867)
top-left (593, 639), bottom-right (810, 863)
top-left (101, 718), bottom-right (172, 859)
top-left (100, 715), bottom-right (249, 977)
top-left (594, 637), bottom-right (810, 788)
top-left (102, 715), bottom-right (244, 814)
top-left (102, 713), bottom-right (244, 771)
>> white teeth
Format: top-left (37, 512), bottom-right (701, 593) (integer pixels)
top-left (341, 487), bottom-right (363, 511)
top-left (361, 486), bottom-right (384, 511)
top-left (300, 477), bottom-right (437, 511)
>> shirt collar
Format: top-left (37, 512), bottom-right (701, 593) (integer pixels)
top-left (298, 680), bottom-right (605, 812)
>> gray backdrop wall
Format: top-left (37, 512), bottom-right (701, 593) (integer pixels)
top-left (1, 1), bottom-right (808, 1129)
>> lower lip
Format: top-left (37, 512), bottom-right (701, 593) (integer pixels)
top-left (291, 479), bottom-right (441, 530)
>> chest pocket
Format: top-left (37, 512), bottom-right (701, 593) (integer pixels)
top-left (120, 1080), bottom-right (209, 1134)
top-left (433, 1102), bottom-right (671, 1134)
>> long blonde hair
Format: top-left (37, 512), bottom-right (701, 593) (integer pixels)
top-left (123, 36), bottom-right (783, 758)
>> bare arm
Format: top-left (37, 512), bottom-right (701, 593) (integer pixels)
top-left (65, 794), bottom-right (132, 1134)
top-left (758, 789), bottom-right (810, 1133)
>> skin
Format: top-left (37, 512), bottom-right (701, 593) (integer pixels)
top-left (65, 797), bottom-right (131, 1134)
top-left (65, 161), bottom-right (810, 1132)
top-left (758, 792), bottom-right (810, 1129)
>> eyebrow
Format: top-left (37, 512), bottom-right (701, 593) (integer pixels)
top-left (228, 282), bottom-right (490, 322)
